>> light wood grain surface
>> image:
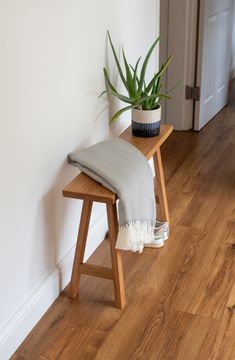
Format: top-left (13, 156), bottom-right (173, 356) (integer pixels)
top-left (120, 124), bottom-right (173, 159)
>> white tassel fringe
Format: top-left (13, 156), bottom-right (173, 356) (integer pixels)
top-left (115, 220), bottom-right (155, 253)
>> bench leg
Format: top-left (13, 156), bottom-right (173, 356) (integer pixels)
top-left (69, 200), bottom-right (93, 299)
top-left (153, 148), bottom-right (170, 224)
top-left (106, 203), bottom-right (126, 309)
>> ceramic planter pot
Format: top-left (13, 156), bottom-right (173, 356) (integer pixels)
top-left (132, 107), bottom-right (161, 137)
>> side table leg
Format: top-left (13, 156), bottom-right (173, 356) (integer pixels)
top-left (106, 203), bottom-right (126, 309)
top-left (69, 200), bottom-right (93, 299)
top-left (153, 148), bottom-right (170, 224)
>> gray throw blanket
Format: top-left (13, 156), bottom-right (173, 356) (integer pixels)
top-left (68, 137), bottom-right (156, 253)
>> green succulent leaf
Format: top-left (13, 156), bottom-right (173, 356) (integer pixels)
top-left (110, 105), bottom-right (133, 123)
top-left (145, 54), bottom-right (172, 94)
top-left (107, 90), bottom-right (137, 104)
top-left (136, 92), bottom-right (171, 106)
top-left (103, 68), bottom-right (117, 93)
top-left (122, 48), bottom-right (135, 96)
top-left (138, 33), bottom-right (165, 94)
top-left (99, 89), bottom-right (108, 98)
top-left (107, 31), bottom-right (129, 92)
top-left (133, 57), bottom-right (141, 93)
top-left (155, 78), bottom-right (161, 93)
top-left (166, 80), bottom-right (181, 95)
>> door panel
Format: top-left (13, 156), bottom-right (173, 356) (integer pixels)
top-left (194, 0), bottom-right (233, 130)
top-left (160, 0), bottom-right (198, 130)
top-left (204, 13), bottom-right (218, 106)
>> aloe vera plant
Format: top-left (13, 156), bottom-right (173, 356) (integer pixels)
top-left (100, 31), bottom-right (177, 123)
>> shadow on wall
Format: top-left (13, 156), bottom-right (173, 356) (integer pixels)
top-left (29, 160), bottom-right (81, 291)
top-left (28, 33), bottom-right (130, 291)
top-left (28, 111), bottom-right (121, 291)
top-left (100, 32), bottom-right (131, 137)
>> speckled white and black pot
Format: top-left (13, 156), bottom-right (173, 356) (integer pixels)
top-left (132, 107), bottom-right (161, 137)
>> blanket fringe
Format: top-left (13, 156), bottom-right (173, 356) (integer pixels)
top-left (116, 220), bottom-right (155, 253)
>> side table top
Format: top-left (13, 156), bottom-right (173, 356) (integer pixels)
top-left (120, 124), bottom-right (173, 160)
top-left (63, 124), bottom-right (173, 203)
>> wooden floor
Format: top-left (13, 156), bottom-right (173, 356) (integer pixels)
top-left (12, 87), bottom-right (235, 360)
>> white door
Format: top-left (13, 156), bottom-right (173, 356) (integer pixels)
top-left (160, 0), bottom-right (198, 131)
top-left (194, 0), bottom-right (234, 130)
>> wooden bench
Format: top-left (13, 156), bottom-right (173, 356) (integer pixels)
top-left (63, 124), bottom-right (173, 309)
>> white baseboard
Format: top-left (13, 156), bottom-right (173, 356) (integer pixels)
top-left (0, 211), bottom-right (107, 360)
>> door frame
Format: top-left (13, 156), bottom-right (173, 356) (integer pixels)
top-left (159, 0), bottom-right (199, 130)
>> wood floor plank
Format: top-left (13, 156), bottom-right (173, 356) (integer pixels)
top-left (186, 222), bottom-right (235, 319)
top-left (210, 283), bottom-right (235, 360)
top-left (149, 311), bottom-right (219, 360)
top-left (180, 143), bottom-right (235, 231)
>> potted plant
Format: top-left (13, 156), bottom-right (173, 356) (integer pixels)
top-left (100, 31), bottom-right (177, 137)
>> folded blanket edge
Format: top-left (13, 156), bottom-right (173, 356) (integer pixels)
top-left (116, 220), bottom-right (155, 253)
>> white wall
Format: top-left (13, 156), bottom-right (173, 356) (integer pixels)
top-left (0, 1), bottom-right (159, 358)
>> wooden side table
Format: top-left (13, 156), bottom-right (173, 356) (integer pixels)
top-left (63, 124), bottom-right (173, 308)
